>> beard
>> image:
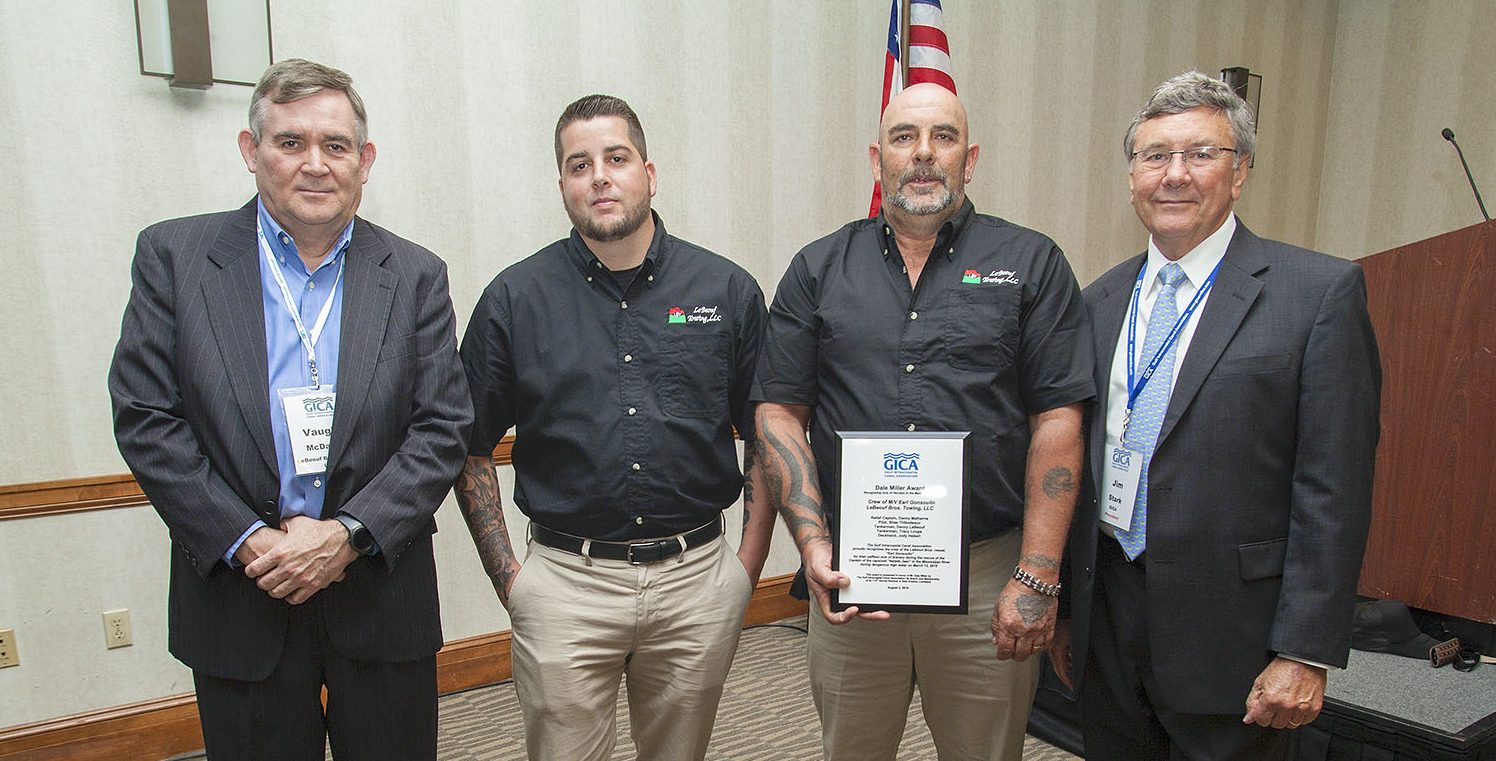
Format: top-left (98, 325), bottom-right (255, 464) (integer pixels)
top-left (567, 194), bottom-right (652, 242)
top-left (888, 166), bottom-right (958, 216)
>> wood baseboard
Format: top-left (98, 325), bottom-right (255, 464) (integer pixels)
top-left (0, 574), bottom-right (805, 760)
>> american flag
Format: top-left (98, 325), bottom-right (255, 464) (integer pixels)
top-left (870, 0), bottom-right (957, 217)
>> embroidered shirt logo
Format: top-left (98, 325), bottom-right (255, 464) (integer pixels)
top-left (971, 269), bottom-right (1020, 285)
top-left (667, 306), bottom-right (723, 325)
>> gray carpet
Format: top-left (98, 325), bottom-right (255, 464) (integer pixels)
top-left (437, 616), bottom-right (1080, 760)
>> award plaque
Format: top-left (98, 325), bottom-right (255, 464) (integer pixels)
top-left (831, 431), bottom-right (969, 614)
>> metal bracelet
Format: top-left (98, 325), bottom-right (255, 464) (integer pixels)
top-left (1012, 565), bottom-right (1061, 597)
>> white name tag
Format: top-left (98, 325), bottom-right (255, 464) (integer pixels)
top-left (1100, 444), bottom-right (1143, 531)
top-left (278, 386), bottom-right (336, 476)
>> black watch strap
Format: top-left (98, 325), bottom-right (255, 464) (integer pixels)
top-left (334, 514), bottom-right (377, 556)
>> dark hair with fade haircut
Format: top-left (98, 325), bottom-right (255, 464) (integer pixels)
top-left (554, 94), bottom-right (648, 170)
top-left (248, 58), bottom-right (368, 146)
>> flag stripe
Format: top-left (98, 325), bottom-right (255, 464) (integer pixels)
top-left (908, 25), bottom-right (949, 51)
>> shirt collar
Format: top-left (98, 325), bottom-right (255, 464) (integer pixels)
top-left (256, 198), bottom-right (354, 275)
top-left (567, 210), bottom-right (668, 281)
top-left (1143, 213), bottom-right (1236, 295)
top-left (877, 197), bottom-right (976, 262)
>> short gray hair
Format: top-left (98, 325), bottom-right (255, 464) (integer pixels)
top-left (247, 59), bottom-right (368, 146)
top-left (1123, 71), bottom-right (1255, 164)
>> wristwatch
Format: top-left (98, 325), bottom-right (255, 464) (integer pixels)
top-left (334, 514), bottom-right (377, 556)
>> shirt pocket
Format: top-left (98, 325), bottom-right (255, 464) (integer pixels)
top-left (944, 287), bottom-right (1021, 372)
top-left (660, 332), bottom-right (731, 419)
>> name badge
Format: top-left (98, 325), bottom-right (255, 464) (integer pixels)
top-left (1100, 444), bottom-right (1143, 531)
top-left (277, 386), bottom-right (336, 476)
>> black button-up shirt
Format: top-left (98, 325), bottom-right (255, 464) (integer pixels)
top-left (753, 200), bottom-right (1093, 541)
top-left (462, 215), bottom-right (766, 540)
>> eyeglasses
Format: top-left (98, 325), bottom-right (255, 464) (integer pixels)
top-left (1130, 146), bottom-right (1238, 171)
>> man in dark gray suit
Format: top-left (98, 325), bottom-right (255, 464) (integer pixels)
top-left (1051, 71), bottom-right (1381, 760)
top-left (109, 59), bottom-right (471, 761)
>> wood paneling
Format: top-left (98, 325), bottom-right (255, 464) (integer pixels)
top-left (0, 438), bottom-right (515, 522)
top-left (1358, 219), bottom-right (1496, 622)
top-left (0, 574), bottom-right (804, 760)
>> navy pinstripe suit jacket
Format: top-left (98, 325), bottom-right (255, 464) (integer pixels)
top-left (110, 199), bottom-right (473, 681)
top-left (1065, 222), bottom-right (1381, 714)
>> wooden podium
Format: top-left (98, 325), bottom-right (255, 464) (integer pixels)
top-left (1357, 219), bottom-right (1496, 623)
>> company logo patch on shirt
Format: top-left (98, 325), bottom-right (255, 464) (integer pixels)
top-left (963, 269), bottom-right (1020, 286)
top-left (666, 305), bottom-right (723, 325)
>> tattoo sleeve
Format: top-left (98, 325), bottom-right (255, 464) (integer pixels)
top-left (755, 404), bottom-right (831, 552)
top-left (454, 454), bottom-right (520, 598)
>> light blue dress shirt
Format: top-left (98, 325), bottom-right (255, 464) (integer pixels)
top-left (223, 200), bottom-right (350, 562)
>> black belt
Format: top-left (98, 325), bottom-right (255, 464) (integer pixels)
top-left (531, 520), bottom-right (722, 564)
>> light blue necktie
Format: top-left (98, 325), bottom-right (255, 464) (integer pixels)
top-left (1117, 262), bottom-right (1188, 560)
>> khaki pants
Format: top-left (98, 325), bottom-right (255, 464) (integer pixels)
top-left (807, 530), bottom-right (1041, 761)
top-left (508, 533), bottom-right (753, 761)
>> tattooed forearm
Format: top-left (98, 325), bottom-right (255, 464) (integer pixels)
top-left (1019, 553), bottom-right (1060, 570)
top-left (742, 443), bottom-right (757, 506)
top-left (455, 455), bottom-right (519, 598)
top-left (1015, 594), bottom-right (1057, 626)
top-left (755, 406), bottom-right (831, 551)
top-left (1040, 466), bottom-right (1075, 500)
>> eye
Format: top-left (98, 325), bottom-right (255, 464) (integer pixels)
top-left (1187, 148), bottom-right (1215, 161)
top-left (892, 133), bottom-right (913, 143)
top-left (1143, 150), bottom-right (1169, 163)
top-left (280, 139), bottom-right (301, 150)
top-left (325, 143), bottom-right (346, 153)
top-left (572, 161), bottom-right (589, 173)
top-left (609, 155), bottom-right (626, 164)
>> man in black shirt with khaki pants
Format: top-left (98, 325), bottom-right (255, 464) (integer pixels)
top-left (454, 94), bottom-right (773, 761)
top-left (754, 83), bottom-right (1094, 760)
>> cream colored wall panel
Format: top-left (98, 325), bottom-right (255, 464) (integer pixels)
top-left (1316, 0), bottom-right (1496, 260)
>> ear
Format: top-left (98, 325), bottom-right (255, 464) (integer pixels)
top-left (237, 130), bottom-right (259, 174)
top-left (358, 141), bottom-right (377, 185)
top-left (1230, 156), bottom-right (1250, 201)
top-left (646, 160), bottom-right (657, 198)
top-left (868, 142), bottom-right (882, 185)
top-left (964, 142), bottom-right (980, 183)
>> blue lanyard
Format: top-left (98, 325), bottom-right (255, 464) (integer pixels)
top-left (1124, 259), bottom-right (1222, 421)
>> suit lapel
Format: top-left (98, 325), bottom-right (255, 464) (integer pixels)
top-left (325, 219), bottom-right (396, 474)
top-left (1088, 255), bottom-right (1145, 486)
top-left (201, 202), bottom-right (279, 476)
top-left (1156, 224), bottom-right (1268, 446)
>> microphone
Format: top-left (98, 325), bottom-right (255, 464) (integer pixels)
top-left (1441, 128), bottom-right (1491, 222)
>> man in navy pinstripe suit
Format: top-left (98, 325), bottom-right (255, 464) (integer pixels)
top-left (109, 59), bottom-right (472, 761)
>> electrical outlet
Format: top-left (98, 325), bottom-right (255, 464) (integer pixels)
top-left (0, 628), bottom-right (17, 668)
top-left (102, 610), bottom-right (132, 649)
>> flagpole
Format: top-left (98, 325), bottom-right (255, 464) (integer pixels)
top-left (899, 0), bottom-right (911, 84)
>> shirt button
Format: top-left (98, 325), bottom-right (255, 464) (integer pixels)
top-left (621, 301), bottom-right (629, 309)
top-left (909, 311), bottom-right (918, 320)
top-left (906, 424), bottom-right (915, 432)
top-left (586, 276), bottom-right (593, 282)
top-left (313, 478), bottom-right (322, 487)
top-left (883, 249), bottom-right (889, 257)
top-left (307, 280), bottom-right (316, 290)
top-left (627, 407), bottom-right (637, 415)
top-left (905, 364), bottom-right (915, 373)
top-left (632, 463), bottom-right (641, 471)
top-left (279, 233), bottom-right (291, 245)
top-left (948, 247), bottom-right (955, 254)
top-left (635, 516), bottom-right (645, 525)
top-left (595, 261), bottom-right (602, 268)
top-left (624, 354), bottom-right (633, 362)
top-left (647, 275), bottom-right (654, 282)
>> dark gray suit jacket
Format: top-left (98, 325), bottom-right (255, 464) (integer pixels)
top-left (110, 200), bottom-right (473, 681)
top-left (1065, 221), bottom-right (1381, 714)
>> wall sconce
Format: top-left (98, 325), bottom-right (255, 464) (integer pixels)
top-left (135, 0), bottom-right (272, 88)
top-left (1221, 66), bottom-right (1261, 167)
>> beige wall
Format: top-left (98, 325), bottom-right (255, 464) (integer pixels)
top-left (1, 0), bottom-right (1483, 729)
top-left (1315, 0), bottom-right (1496, 259)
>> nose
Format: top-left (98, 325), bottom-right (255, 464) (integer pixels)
top-left (302, 145), bottom-right (331, 176)
top-left (1161, 153), bottom-right (1192, 186)
top-left (912, 135), bottom-right (935, 162)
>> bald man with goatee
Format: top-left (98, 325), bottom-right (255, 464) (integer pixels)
top-left (753, 83), bottom-right (1094, 760)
